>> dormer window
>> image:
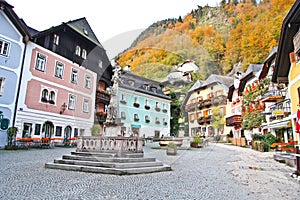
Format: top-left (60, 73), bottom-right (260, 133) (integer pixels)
top-left (128, 80), bottom-right (135, 86)
top-left (151, 87), bottom-right (157, 93)
top-left (75, 45), bottom-right (81, 56)
top-left (143, 84), bottom-right (149, 90)
top-left (53, 34), bottom-right (59, 45)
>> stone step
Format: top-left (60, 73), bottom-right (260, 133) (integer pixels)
top-left (45, 163), bottom-right (172, 175)
top-left (62, 154), bottom-right (156, 163)
top-left (54, 159), bottom-right (163, 169)
top-left (72, 151), bottom-right (144, 158)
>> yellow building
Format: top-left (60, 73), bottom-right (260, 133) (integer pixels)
top-left (273, 0), bottom-right (300, 144)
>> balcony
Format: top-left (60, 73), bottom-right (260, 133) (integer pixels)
top-left (260, 90), bottom-right (286, 102)
top-left (96, 90), bottom-right (110, 103)
top-left (197, 116), bottom-right (212, 125)
top-left (226, 115), bottom-right (242, 126)
top-left (211, 95), bottom-right (227, 106)
top-left (203, 99), bottom-right (212, 108)
top-left (185, 103), bottom-right (197, 112)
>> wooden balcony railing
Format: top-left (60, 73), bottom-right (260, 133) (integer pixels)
top-left (226, 115), bottom-right (242, 126)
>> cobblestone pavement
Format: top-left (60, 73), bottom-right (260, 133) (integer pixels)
top-left (0, 140), bottom-right (299, 200)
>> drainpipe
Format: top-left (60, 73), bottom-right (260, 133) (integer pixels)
top-left (12, 35), bottom-right (29, 127)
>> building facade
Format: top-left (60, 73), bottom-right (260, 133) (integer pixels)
top-left (0, 1), bottom-right (30, 147)
top-left (15, 42), bottom-right (97, 140)
top-left (116, 68), bottom-right (171, 138)
top-left (183, 74), bottom-right (233, 138)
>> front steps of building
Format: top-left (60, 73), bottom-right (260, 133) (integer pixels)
top-left (45, 151), bottom-right (172, 175)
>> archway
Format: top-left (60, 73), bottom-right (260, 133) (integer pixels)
top-left (42, 121), bottom-right (54, 139)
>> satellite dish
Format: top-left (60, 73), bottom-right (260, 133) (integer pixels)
top-left (234, 79), bottom-right (240, 89)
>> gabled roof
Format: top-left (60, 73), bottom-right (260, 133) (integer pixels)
top-left (66, 17), bottom-right (102, 47)
top-left (203, 74), bottom-right (233, 88)
top-left (238, 64), bottom-right (263, 93)
top-left (259, 46), bottom-right (278, 80)
top-left (33, 17), bottom-right (103, 48)
top-left (0, 0), bottom-right (31, 40)
top-left (274, 0), bottom-right (300, 83)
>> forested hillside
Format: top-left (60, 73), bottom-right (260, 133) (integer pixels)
top-left (116, 0), bottom-right (295, 81)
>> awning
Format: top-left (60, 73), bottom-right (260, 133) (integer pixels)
top-left (131, 124), bottom-right (141, 128)
top-left (266, 120), bottom-right (292, 129)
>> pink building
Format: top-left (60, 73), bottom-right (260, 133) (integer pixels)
top-left (15, 43), bottom-right (96, 141)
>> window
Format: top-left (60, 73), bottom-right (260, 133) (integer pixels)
top-left (120, 93), bottom-right (126, 103)
top-left (0, 38), bottom-right (10, 57)
top-left (35, 53), bottom-right (47, 72)
top-left (71, 69), bottom-right (78, 84)
top-left (134, 114), bottom-right (139, 121)
top-left (128, 80), bottom-right (135, 86)
top-left (75, 45), bottom-right (81, 56)
top-left (143, 84), bottom-right (149, 90)
top-left (68, 94), bottom-right (76, 110)
top-left (55, 126), bottom-right (62, 137)
top-left (145, 115), bottom-right (150, 123)
top-left (85, 76), bottom-right (91, 89)
top-left (74, 128), bottom-right (78, 137)
top-left (151, 87), bottom-right (157, 93)
top-left (133, 97), bottom-right (139, 107)
top-left (82, 49), bottom-right (87, 59)
top-left (83, 29), bottom-right (89, 36)
top-left (208, 109), bottom-right (212, 116)
top-left (0, 77), bottom-right (5, 96)
top-left (83, 99), bottom-right (89, 113)
top-left (49, 91), bottom-right (55, 104)
top-left (155, 102), bottom-right (161, 111)
top-left (155, 117), bottom-right (160, 124)
top-left (55, 61), bottom-right (64, 79)
top-left (34, 124), bottom-right (41, 135)
top-left (121, 111), bottom-right (126, 119)
top-left (41, 89), bottom-right (48, 102)
top-left (53, 34), bottom-right (59, 45)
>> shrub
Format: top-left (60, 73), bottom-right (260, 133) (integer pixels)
top-left (193, 136), bottom-right (201, 144)
top-left (263, 133), bottom-right (276, 146)
top-left (167, 142), bottom-right (176, 149)
top-left (252, 134), bottom-right (264, 141)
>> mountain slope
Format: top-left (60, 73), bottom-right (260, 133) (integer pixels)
top-left (117, 0), bottom-right (295, 81)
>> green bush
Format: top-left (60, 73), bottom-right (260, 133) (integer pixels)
top-left (263, 133), bottom-right (276, 146)
top-left (167, 142), bottom-right (177, 149)
top-left (193, 136), bottom-right (201, 144)
top-left (252, 134), bottom-right (264, 141)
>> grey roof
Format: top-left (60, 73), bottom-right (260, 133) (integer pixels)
top-left (263, 46), bottom-right (278, 63)
top-left (120, 70), bottom-right (171, 100)
top-left (244, 64), bottom-right (263, 74)
top-left (203, 74), bottom-right (233, 88)
top-left (188, 80), bottom-right (204, 92)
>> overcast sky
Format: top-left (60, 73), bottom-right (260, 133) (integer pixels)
top-left (7, 0), bottom-right (220, 58)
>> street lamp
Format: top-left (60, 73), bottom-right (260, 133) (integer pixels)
top-left (60, 103), bottom-right (67, 114)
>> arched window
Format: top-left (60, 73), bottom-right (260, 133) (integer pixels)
top-left (41, 89), bottom-right (48, 102)
top-left (75, 45), bottom-right (81, 56)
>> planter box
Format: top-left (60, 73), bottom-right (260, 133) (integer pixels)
top-left (166, 148), bottom-right (177, 155)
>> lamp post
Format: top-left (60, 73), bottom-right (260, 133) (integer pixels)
top-left (60, 103), bottom-right (67, 114)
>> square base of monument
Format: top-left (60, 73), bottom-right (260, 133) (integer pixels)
top-left (105, 125), bottom-right (123, 137)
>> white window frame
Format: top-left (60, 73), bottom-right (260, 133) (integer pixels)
top-left (83, 99), bottom-right (89, 113)
top-left (71, 69), bottom-right (78, 84)
top-left (75, 45), bottom-right (81, 56)
top-left (68, 94), bottom-right (76, 110)
top-left (0, 77), bottom-right (5, 96)
top-left (0, 38), bottom-right (10, 57)
top-left (54, 61), bottom-right (64, 79)
top-left (82, 49), bottom-right (87, 59)
top-left (35, 52), bottom-right (47, 72)
top-left (85, 75), bottom-right (91, 89)
top-left (53, 34), bottom-right (59, 45)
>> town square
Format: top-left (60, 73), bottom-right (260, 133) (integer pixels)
top-left (1, 0), bottom-right (300, 199)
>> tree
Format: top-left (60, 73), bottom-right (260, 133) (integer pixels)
top-left (169, 91), bottom-right (181, 137)
top-left (6, 127), bottom-right (18, 147)
top-left (91, 124), bottom-right (102, 136)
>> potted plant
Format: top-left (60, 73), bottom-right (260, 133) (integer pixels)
top-left (190, 136), bottom-right (202, 148)
top-left (166, 142), bottom-right (177, 155)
